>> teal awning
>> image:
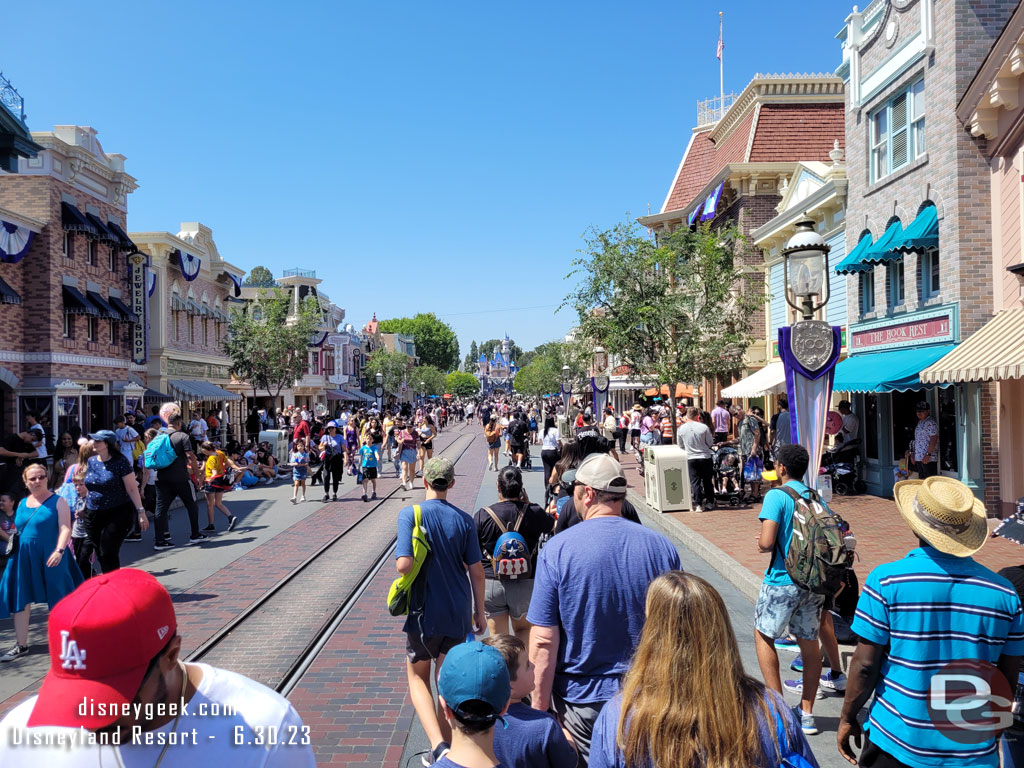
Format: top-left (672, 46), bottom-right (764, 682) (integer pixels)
top-left (862, 219), bottom-right (905, 265)
top-left (835, 232), bottom-right (874, 274)
top-left (833, 344), bottom-right (958, 393)
top-left (893, 204), bottom-right (938, 254)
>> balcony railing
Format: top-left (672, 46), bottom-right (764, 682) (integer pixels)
top-left (0, 72), bottom-right (26, 122)
top-left (283, 268), bottom-right (316, 278)
top-left (696, 93), bottom-right (737, 127)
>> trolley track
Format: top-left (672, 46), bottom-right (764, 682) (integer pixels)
top-left (187, 424), bottom-right (479, 694)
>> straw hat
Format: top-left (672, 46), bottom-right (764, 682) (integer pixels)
top-left (894, 476), bottom-right (988, 557)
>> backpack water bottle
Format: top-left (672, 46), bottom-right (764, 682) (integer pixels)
top-left (485, 507), bottom-right (530, 579)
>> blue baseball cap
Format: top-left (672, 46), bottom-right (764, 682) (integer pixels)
top-left (87, 430), bottom-right (118, 446)
top-left (437, 641), bottom-right (510, 723)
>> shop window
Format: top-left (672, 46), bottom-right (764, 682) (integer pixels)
top-left (63, 232), bottom-right (74, 259)
top-left (172, 311), bottom-right (179, 342)
top-left (859, 268), bottom-right (875, 315)
top-left (20, 396), bottom-right (53, 434)
top-left (937, 386), bottom-right (959, 474)
top-left (189, 316), bottom-right (195, 344)
top-left (920, 249), bottom-right (940, 300)
top-left (887, 260), bottom-right (905, 308)
top-left (864, 394), bottom-right (878, 460)
top-left (86, 316), bottom-right (97, 342)
top-left (870, 78), bottom-right (925, 183)
top-left (203, 319), bottom-right (208, 346)
top-left (88, 240), bottom-right (98, 266)
top-left (63, 314), bottom-right (73, 339)
top-left (109, 321), bottom-right (117, 345)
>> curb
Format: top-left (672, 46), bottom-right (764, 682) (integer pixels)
top-left (627, 488), bottom-right (762, 602)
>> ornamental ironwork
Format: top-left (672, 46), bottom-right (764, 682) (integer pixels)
top-left (790, 320), bottom-right (836, 375)
top-left (0, 72), bottom-right (25, 122)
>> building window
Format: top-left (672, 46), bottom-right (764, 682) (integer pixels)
top-left (859, 268), bottom-right (875, 315)
top-left (63, 314), bottom-right (73, 338)
top-left (887, 260), bottom-right (905, 308)
top-left (108, 246), bottom-right (117, 272)
top-left (86, 316), bottom-right (97, 342)
top-left (311, 353), bottom-right (320, 376)
top-left (189, 316), bottom-right (195, 344)
top-left (920, 248), bottom-right (940, 300)
top-left (172, 310), bottom-right (179, 341)
top-left (88, 240), bottom-right (98, 266)
top-left (870, 78), bottom-right (925, 183)
top-left (63, 232), bottom-right (74, 259)
top-left (109, 321), bottom-right (117, 345)
top-left (203, 319), bottom-right (208, 346)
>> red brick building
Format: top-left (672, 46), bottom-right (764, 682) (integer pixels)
top-left (0, 125), bottom-right (141, 439)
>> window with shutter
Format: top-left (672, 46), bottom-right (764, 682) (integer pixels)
top-left (868, 79), bottom-right (924, 182)
top-left (890, 93), bottom-right (908, 169)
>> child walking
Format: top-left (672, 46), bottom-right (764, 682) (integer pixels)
top-left (291, 438), bottom-right (309, 504)
top-left (359, 436), bottom-right (379, 502)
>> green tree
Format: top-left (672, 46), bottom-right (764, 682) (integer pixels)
top-left (563, 219), bottom-right (762, 439)
top-left (512, 340), bottom-right (588, 397)
top-left (446, 371), bottom-right (480, 397)
top-left (224, 288), bottom-right (321, 401)
top-left (366, 348), bottom-right (412, 396)
top-left (413, 365), bottom-right (448, 396)
top-left (243, 265), bottom-right (276, 287)
top-left (378, 313), bottom-right (460, 371)
top-left (463, 341), bottom-right (479, 372)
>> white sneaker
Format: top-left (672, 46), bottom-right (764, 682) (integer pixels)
top-left (693, 505), bottom-right (704, 513)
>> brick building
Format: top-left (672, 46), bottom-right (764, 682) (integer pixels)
top-left (832, 0), bottom-right (1018, 508)
top-left (0, 124), bottom-right (141, 439)
top-left (131, 221), bottom-right (244, 427)
top-left (638, 73), bottom-right (846, 406)
top-left (921, 3), bottom-right (1024, 516)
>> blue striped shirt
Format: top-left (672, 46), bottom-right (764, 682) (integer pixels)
top-left (851, 547), bottom-right (1024, 768)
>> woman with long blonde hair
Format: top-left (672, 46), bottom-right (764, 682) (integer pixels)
top-left (589, 571), bottom-right (818, 768)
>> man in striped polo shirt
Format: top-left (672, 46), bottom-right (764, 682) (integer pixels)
top-left (837, 476), bottom-right (1024, 768)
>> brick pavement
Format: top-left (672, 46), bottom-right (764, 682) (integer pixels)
top-left (619, 449), bottom-right (1024, 589)
top-left (287, 421), bottom-right (490, 767)
top-left (0, 423), bottom-right (478, 721)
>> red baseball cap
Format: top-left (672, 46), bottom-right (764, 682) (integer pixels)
top-left (28, 569), bottom-right (177, 729)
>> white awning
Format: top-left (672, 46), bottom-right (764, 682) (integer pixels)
top-left (721, 362), bottom-right (787, 398)
top-left (921, 308), bottom-right (1024, 383)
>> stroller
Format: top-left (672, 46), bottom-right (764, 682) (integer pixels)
top-left (712, 444), bottom-right (744, 507)
top-left (821, 438), bottom-right (867, 495)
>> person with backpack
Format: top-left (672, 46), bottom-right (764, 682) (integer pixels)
top-left (148, 403), bottom-right (206, 550)
top-left (508, 411), bottom-right (530, 468)
top-left (754, 443), bottom-right (851, 737)
top-left (473, 466), bottom-right (554, 645)
top-left (394, 457), bottom-right (485, 766)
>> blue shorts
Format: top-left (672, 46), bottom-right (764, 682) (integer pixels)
top-left (292, 467), bottom-right (308, 481)
top-left (754, 582), bottom-right (825, 640)
top-left (400, 448), bottom-right (417, 464)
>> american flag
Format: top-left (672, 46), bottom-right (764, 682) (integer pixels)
top-left (716, 31), bottom-right (723, 60)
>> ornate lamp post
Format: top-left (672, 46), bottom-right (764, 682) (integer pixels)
top-left (374, 370), bottom-right (384, 413)
top-left (420, 379), bottom-right (426, 406)
top-left (591, 346), bottom-right (610, 417)
top-left (778, 218), bottom-right (841, 490)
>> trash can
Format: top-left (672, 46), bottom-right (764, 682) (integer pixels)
top-left (643, 444), bottom-right (692, 512)
top-left (557, 414), bottom-right (571, 440)
top-left (259, 429), bottom-right (290, 466)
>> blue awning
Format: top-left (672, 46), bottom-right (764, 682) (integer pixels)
top-left (835, 231), bottom-right (874, 274)
top-left (862, 219), bottom-right (905, 265)
top-left (168, 379), bottom-right (241, 401)
top-left (0, 275), bottom-right (20, 305)
top-left (893, 203), bottom-right (938, 254)
top-left (833, 344), bottom-right (958, 393)
top-left (62, 285), bottom-right (99, 316)
top-left (86, 290), bottom-right (119, 319)
top-left (61, 202), bottom-right (97, 235)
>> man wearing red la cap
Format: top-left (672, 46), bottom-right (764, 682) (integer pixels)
top-left (0, 569), bottom-right (315, 767)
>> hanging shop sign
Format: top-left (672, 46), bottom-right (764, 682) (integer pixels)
top-left (128, 251), bottom-right (148, 364)
top-left (850, 306), bottom-right (956, 353)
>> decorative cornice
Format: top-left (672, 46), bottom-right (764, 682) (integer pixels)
top-left (29, 133), bottom-right (138, 193)
top-left (0, 349), bottom-right (146, 372)
top-left (708, 74), bottom-right (844, 146)
top-left (957, 3), bottom-right (1024, 143)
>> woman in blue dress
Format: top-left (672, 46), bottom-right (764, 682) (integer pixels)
top-left (0, 462), bottom-right (83, 662)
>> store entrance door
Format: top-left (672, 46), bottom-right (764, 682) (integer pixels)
top-left (891, 389), bottom-right (923, 463)
top-left (936, 386), bottom-right (960, 476)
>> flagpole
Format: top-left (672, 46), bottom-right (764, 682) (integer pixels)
top-left (719, 11), bottom-right (724, 117)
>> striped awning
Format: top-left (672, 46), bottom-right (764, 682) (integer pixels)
top-left (921, 308), bottom-right (1024, 383)
top-left (168, 379), bottom-right (242, 401)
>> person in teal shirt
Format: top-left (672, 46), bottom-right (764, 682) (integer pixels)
top-left (358, 437), bottom-right (380, 502)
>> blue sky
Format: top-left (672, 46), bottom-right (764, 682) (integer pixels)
top-left (6, 0), bottom-right (852, 363)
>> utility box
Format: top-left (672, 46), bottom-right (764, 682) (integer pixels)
top-left (557, 415), bottom-right (571, 440)
top-left (259, 429), bottom-right (290, 466)
top-left (644, 445), bottom-right (692, 512)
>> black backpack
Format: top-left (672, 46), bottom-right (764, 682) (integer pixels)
top-left (509, 419), bottom-right (528, 442)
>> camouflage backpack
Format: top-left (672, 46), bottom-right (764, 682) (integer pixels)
top-left (779, 486), bottom-right (853, 595)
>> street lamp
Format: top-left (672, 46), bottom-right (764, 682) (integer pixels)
top-left (420, 379), bottom-right (426, 404)
top-left (591, 347), bottom-right (610, 416)
top-left (374, 370), bottom-right (384, 412)
top-left (560, 364), bottom-right (572, 414)
top-left (592, 346), bottom-right (608, 374)
top-left (782, 218), bottom-right (831, 321)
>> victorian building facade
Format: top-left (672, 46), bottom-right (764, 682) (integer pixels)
top-left (0, 123), bottom-right (142, 438)
top-left (131, 221), bottom-right (244, 422)
top-left (831, 0), bottom-right (1018, 509)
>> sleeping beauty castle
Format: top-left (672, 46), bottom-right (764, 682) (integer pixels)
top-left (476, 335), bottom-right (517, 395)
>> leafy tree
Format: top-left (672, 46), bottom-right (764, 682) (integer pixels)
top-left (224, 288), bottom-right (321, 401)
top-left (243, 265), bottom-right (276, 287)
top-left (513, 340), bottom-right (588, 397)
top-left (366, 348), bottom-right (413, 396)
top-left (463, 341), bottom-right (479, 372)
top-left (413, 365), bottom-right (448, 396)
top-left (563, 219), bottom-right (761, 440)
top-left (378, 313), bottom-right (460, 371)
top-left (446, 371), bottom-right (480, 397)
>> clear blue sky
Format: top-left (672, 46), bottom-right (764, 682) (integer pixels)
top-left (6, 0), bottom-right (851, 363)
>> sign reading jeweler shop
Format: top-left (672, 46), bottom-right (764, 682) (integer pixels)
top-left (128, 251), bottom-right (148, 364)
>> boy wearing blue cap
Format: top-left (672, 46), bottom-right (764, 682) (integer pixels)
top-left (434, 641), bottom-right (511, 768)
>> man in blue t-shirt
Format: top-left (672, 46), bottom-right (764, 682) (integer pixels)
top-left (837, 476), bottom-right (1024, 768)
top-left (526, 453), bottom-right (680, 765)
top-left (395, 457), bottom-right (484, 767)
top-left (753, 443), bottom-right (828, 736)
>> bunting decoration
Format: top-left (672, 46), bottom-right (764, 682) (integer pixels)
top-left (687, 203), bottom-right (704, 227)
top-left (175, 250), bottom-right (202, 281)
top-left (591, 375), bottom-right (610, 418)
top-left (227, 272), bottom-right (242, 297)
top-left (147, 269), bottom-right (156, 297)
top-left (778, 321), bottom-right (842, 488)
top-left (699, 181), bottom-right (725, 222)
top-left (0, 220), bottom-right (34, 263)
top-left (310, 331), bottom-right (329, 347)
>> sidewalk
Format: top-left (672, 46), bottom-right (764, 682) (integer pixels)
top-left (619, 450), bottom-right (1024, 601)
